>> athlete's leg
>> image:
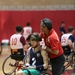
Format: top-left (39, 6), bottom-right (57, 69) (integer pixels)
top-left (16, 69), bottom-right (40, 75)
top-left (28, 69), bottom-right (40, 75)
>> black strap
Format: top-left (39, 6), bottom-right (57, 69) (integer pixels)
top-left (26, 69), bottom-right (31, 75)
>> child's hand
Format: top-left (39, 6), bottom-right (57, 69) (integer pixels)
top-left (27, 66), bottom-right (36, 69)
top-left (21, 65), bottom-right (27, 70)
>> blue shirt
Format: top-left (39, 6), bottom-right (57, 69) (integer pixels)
top-left (30, 48), bottom-right (43, 66)
top-left (60, 27), bottom-right (66, 34)
top-left (68, 35), bottom-right (75, 42)
top-left (29, 48), bottom-right (44, 72)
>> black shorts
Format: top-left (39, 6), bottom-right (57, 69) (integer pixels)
top-left (11, 48), bottom-right (24, 60)
top-left (62, 46), bottom-right (71, 55)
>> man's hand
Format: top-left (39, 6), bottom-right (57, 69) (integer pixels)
top-left (41, 45), bottom-right (47, 50)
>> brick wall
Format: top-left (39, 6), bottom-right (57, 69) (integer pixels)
top-left (0, 0), bottom-right (75, 10)
top-left (0, 0), bottom-right (75, 41)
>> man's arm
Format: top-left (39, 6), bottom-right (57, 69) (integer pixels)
top-left (42, 39), bottom-right (59, 55)
top-left (46, 47), bottom-right (59, 55)
top-left (20, 36), bottom-right (26, 51)
top-left (68, 39), bottom-right (74, 51)
top-left (68, 35), bottom-right (75, 51)
top-left (46, 37), bottom-right (60, 55)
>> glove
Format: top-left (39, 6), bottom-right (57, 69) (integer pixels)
top-left (27, 65), bottom-right (36, 69)
top-left (25, 63), bottom-right (30, 67)
top-left (41, 45), bottom-right (47, 50)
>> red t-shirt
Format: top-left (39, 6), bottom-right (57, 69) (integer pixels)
top-left (40, 29), bottom-right (63, 59)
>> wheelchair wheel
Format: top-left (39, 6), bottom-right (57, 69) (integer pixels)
top-left (0, 45), bottom-right (2, 55)
top-left (23, 54), bottom-right (29, 65)
top-left (71, 53), bottom-right (75, 68)
top-left (40, 71), bottom-right (51, 75)
top-left (2, 55), bottom-right (17, 75)
top-left (64, 51), bottom-right (75, 70)
top-left (64, 60), bottom-right (70, 70)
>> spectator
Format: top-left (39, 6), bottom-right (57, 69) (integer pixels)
top-left (40, 18), bottom-right (65, 75)
top-left (17, 32), bottom-right (48, 75)
top-left (23, 22), bottom-right (33, 42)
top-left (59, 21), bottom-right (66, 36)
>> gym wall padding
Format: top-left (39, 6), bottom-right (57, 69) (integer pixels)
top-left (0, 10), bottom-right (75, 41)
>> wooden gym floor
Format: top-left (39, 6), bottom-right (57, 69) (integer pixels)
top-left (0, 46), bottom-right (75, 75)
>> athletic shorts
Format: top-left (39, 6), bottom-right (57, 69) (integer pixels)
top-left (22, 69), bottom-right (41, 75)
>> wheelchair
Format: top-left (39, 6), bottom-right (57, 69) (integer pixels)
top-left (2, 48), bottom-right (26, 75)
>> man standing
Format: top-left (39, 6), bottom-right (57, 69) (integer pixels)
top-left (59, 21), bottom-right (66, 35)
top-left (40, 18), bottom-right (65, 75)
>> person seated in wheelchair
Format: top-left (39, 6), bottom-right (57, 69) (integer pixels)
top-left (61, 26), bottom-right (75, 57)
top-left (16, 32), bottom-right (49, 75)
top-left (10, 26), bottom-right (26, 61)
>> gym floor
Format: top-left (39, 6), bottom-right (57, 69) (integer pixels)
top-left (0, 46), bottom-right (75, 75)
top-left (0, 46), bottom-right (11, 75)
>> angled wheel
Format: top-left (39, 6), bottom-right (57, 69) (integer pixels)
top-left (71, 53), bottom-right (75, 68)
top-left (23, 54), bottom-right (29, 65)
top-left (0, 44), bottom-right (2, 55)
top-left (2, 55), bottom-right (17, 75)
top-left (40, 70), bottom-right (52, 75)
top-left (64, 51), bottom-right (75, 70)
